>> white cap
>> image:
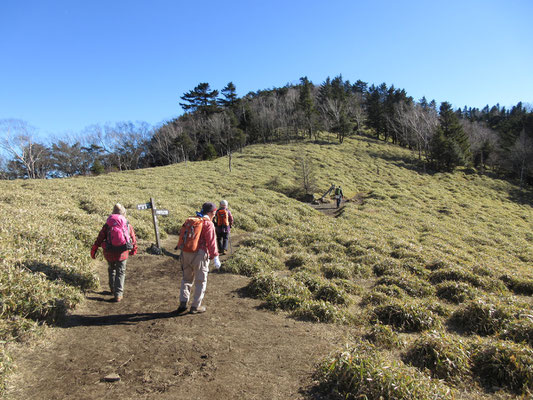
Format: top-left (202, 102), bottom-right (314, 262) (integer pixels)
top-left (220, 199), bottom-right (228, 207)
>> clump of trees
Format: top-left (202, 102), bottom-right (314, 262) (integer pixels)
top-left (1, 76), bottom-right (532, 186)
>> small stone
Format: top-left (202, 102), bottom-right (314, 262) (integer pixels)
top-left (103, 373), bottom-right (121, 382)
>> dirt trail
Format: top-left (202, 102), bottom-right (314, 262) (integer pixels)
top-left (6, 235), bottom-right (351, 400)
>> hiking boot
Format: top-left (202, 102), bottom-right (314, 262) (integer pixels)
top-left (114, 296), bottom-right (122, 303)
top-left (189, 306), bottom-right (206, 314)
top-left (176, 302), bottom-right (188, 313)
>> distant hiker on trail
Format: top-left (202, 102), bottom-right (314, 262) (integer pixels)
top-left (335, 186), bottom-right (344, 208)
top-left (175, 202), bottom-right (221, 314)
top-left (214, 199), bottom-right (234, 255)
top-left (91, 203), bottom-right (137, 303)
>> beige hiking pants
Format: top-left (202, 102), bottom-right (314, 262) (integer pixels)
top-left (179, 250), bottom-right (209, 308)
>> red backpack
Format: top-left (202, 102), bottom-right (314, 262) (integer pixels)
top-left (216, 209), bottom-right (229, 226)
top-left (177, 216), bottom-right (208, 253)
top-left (105, 214), bottom-right (133, 252)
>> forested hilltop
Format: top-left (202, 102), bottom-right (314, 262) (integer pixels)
top-left (1, 76), bottom-right (532, 186)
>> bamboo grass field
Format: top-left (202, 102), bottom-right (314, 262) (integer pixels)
top-left (1, 133), bottom-right (532, 398)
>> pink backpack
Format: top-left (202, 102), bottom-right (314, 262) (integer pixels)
top-left (105, 214), bottom-right (133, 252)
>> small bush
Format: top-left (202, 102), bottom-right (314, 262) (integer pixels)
top-left (429, 267), bottom-right (484, 288)
top-left (314, 282), bottom-right (350, 305)
top-left (372, 259), bottom-right (400, 277)
top-left (500, 318), bottom-right (533, 347)
top-left (377, 273), bottom-right (434, 297)
top-left (292, 300), bottom-right (346, 323)
top-left (264, 293), bottom-right (304, 311)
top-left (316, 341), bottom-right (453, 400)
top-left (332, 279), bottom-right (361, 295)
top-left (284, 253), bottom-right (312, 270)
top-left (372, 302), bottom-right (438, 332)
top-left (364, 324), bottom-right (402, 349)
top-left (472, 340), bottom-right (533, 394)
top-left (436, 281), bottom-right (477, 304)
top-left (403, 332), bottom-right (471, 382)
top-left (450, 299), bottom-right (513, 335)
top-left (246, 272), bottom-right (310, 300)
top-left (373, 283), bottom-right (404, 298)
top-left (425, 259), bottom-right (452, 271)
top-left (293, 271), bottom-right (323, 293)
top-left (233, 214), bottom-right (258, 232)
top-left (223, 248), bottom-right (284, 277)
top-left (240, 235), bottom-right (283, 257)
top-left (322, 263), bottom-right (352, 280)
top-left (360, 291), bottom-right (392, 306)
top-left (500, 274), bottom-right (533, 296)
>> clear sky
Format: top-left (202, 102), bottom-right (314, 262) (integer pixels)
top-left (1, 0), bottom-right (532, 138)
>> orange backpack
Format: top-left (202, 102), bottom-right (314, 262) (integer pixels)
top-left (216, 209), bottom-right (229, 226)
top-left (177, 216), bottom-right (208, 253)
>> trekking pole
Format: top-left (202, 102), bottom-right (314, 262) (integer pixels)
top-left (229, 235), bottom-right (233, 254)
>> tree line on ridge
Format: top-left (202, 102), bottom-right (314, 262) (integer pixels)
top-left (1, 76), bottom-right (532, 186)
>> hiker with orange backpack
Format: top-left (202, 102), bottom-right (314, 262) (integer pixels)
top-left (175, 202), bottom-right (220, 314)
top-left (214, 199), bottom-right (234, 255)
top-left (91, 203), bottom-right (138, 302)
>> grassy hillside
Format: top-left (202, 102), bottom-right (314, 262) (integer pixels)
top-left (1, 133), bottom-right (532, 397)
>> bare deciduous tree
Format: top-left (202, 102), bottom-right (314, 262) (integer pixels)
top-left (0, 119), bottom-right (51, 179)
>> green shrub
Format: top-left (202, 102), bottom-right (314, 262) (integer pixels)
top-left (372, 302), bottom-right (438, 332)
top-left (233, 214), bottom-right (258, 232)
top-left (264, 293), bottom-right (305, 311)
top-left (425, 259), bottom-right (452, 271)
top-left (284, 253), bottom-right (312, 269)
top-left (316, 341), bottom-right (453, 400)
top-left (223, 248), bottom-right (284, 277)
top-left (240, 235), bottom-right (283, 257)
top-left (292, 300), bottom-right (346, 323)
top-left (377, 273), bottom-right (434, 297)
top-left (450, 299), bottom-right (513, 336)
top-left (472, 340), bottom-right (533, 395)
top-left (372, 259), bottom-right (400, 277)
top-left (364, 324), bottom-right (402, 349)
top-left (293, 271), bottom-right (323, 293)
top-left (0, 266), bottom-right (82, 323)
top-left (373, 283), bottom-right (404, 298)
top-left (246, 272), bottom-right (310, 300)
top-left (436, 281), bottom-right (477, 304)
top-left (500, 274), bottom-right (533, 296)
top-left (429, 267), bottom-right (484, 288)
top-left (332, 279), bottom-right (361, 295)
top-left (403, 332), bottom-right (471, 382)
top-left (500, 318), bottom-right (533, 347)
top-left (314, 282), bottom-right (350, 305)
top-left (322, 263), bottom-right (352, 280)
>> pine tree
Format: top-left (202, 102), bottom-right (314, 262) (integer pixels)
top-left (217, 82), bottom-right (238, 109)
top-left (430, 102), bottom-right (472, 170)
top-left (298, 77), bottom-right (316, 138)
top-left (179, 82), bottom-right (219, 117)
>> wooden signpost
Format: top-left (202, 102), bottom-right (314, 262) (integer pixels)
top-left (137, 197), bottom-right (169, 252)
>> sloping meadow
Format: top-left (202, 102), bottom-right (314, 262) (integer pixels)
top-left (1, 134), bottom-right (532, 397)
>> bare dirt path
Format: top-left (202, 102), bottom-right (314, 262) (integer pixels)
top-left (6, 235), bottom-right (351, 400)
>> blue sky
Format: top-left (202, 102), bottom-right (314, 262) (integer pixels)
top-left (1, 0), bottom-right (532, 138)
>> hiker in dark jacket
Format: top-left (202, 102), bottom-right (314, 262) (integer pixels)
top-left (335, 186), bottom-right (344, 208)
top-left (213, 199), bottom-right (234, 255)
top-left (91, 203), bottom-right (137, 302)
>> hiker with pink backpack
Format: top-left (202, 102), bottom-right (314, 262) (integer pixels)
top-left (91, 203), bottom-right (138, 302)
